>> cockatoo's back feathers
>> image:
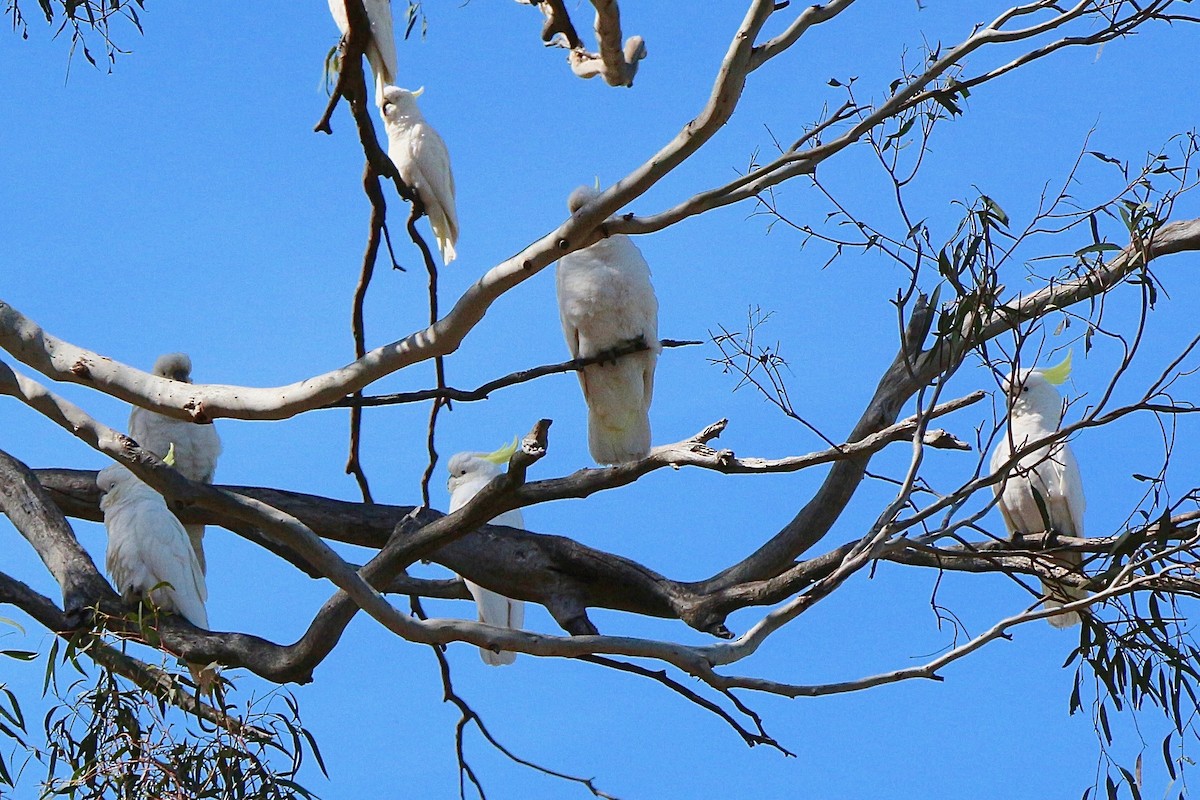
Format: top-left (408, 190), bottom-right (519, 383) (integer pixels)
top-left (556, 224), bottom-right (659, 465)
top-left (98, 466), bottom-right (209, 629)
top-left (128, 353), bottom-right (221, 574)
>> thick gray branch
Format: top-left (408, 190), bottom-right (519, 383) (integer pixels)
top-left (0, 449), bottom-right (112, 615)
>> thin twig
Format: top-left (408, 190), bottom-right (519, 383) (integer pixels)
top-left (345, 162), bottom-right (386, 504)
top-left (324, 338), bottom-right (702, 408)
top-left (406, 200), bottom-right (448, 508)
top-left (574, 653), bottom-right (794, 755)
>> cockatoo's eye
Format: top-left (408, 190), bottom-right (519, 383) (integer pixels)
top-left (1021, 386), bottom-right (1028, 394)
top-left (383, 101), bottom-right (394, 115)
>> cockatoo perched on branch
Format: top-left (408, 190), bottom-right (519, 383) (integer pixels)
top-left (98, 463), bottom-right (213, 689)
top-left (447, 440), bottom-right (526, 666)
top-left (989, 351), bottom-right (1088, 628)
top-left (381, 85), bottom-right (459, 265)
top-left (328, 0), bottom-right (399, 108)
top-left (128, 353), bottom-right (222, 574)
top-left (556, 184), bottom-right (660, 464)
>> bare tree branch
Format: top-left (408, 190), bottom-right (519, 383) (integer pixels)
top-left (323, 338), bottom-right (701, 408)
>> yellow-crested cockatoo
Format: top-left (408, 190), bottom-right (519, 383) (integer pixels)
top-left (328, 0), bottom-right (399, 108)
top-left (447, 440), bottom-right (525, 666)
top-left (97, 463), bottom-right (213, 689)
top-left (128, 353), bottom-right (221, 574)
top-left (556, 184), bottom-right (659, 464)
top-left (381, 85), bottom-right (458, 265)
top-left (989, 352), bottom-right (1087, 628)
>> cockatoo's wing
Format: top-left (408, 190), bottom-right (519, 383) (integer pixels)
top-left (447, 477), bottom-right (525, 665)
top-left (1050, 441), bottom-right (1085, 538)
top-left (990, 426), bottom-right (1086, 627)
top-left (128, 408), bottom-right (221, 483)
top-left (989, 437), bottom-right (1020, 534)
top-left (411, 122), bottom-right (458, 264)
top-left (327, 0), bottom-right (348, 34)
top-left (104, 492), bottom-right (208, 629)
top-left (468, 506), bottom-right (525, 665)
top-left (1039, 440), bottom-right (1087, 627)
top-left (137, 502), bottom-right (208, 628)
top-left (557, 270), bottom-right (587, 395)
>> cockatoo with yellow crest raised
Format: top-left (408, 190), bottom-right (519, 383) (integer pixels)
top-left (98, 462), bottom-right (214, 690)
top-left (556, 184), bottom-right (659, 464)
top-left (989, 351), bottom-right (1088, 627)
top-left (447, 439), bottom-right (525, 666)
top-left (128, 353), bottom-right (221, 574)
top-left (382, 85), bottom-right (459, 265)
top-left (328, 0), bottom-right (399, 108)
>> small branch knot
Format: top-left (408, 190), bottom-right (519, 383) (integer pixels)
top-left (185, 400), bottom-right (212, 424)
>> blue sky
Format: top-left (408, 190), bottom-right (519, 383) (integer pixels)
top-left (2, 2), bottom-right (1200, 797)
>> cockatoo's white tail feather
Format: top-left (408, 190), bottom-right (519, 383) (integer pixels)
top-left (588, 410), bottom-right (652, 465)
top-left (466, 580), bottom-right (522, 666)
top-left (429, 206), bottom-right (458, 265)
top-left (1041, 548), bottom-right (1087, 628)
top-left (582, 354), bottom-right (655, 464)
top-left (1045, 598), bottom-right (1082, 629)
top-left (184, 524), bottom-right (207, 575)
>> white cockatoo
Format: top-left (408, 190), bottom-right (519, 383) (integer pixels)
top-left (989, 351), bottom-right (1087, 628)
top-left (128, 353), bottom-right (222, 575)
top-left (328, 0), bottom-right (399, 108)
top-left (556, 184), bottom-right (660, 465)
top-left (446, 440), bottom-right (526, 666)
top-left (381, 85), bottom-right (459, 265)
top-left (97, 464), bottom-right (213, 688)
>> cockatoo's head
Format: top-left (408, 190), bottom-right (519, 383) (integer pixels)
top-left (152, 353), bottom-right (193, 383)
top-left (380, 85), bottom-right (424, 122)
top-left (1001, 351), bottom-right (1072, 422)
top-left (567, 184), bottom-right (601, 214)
top-left (96, 464), bottom-right (140, 509)
top-left (446, 438), bottom-right (519, 494)
top-left (96, 464), bottom-right (130, 495)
